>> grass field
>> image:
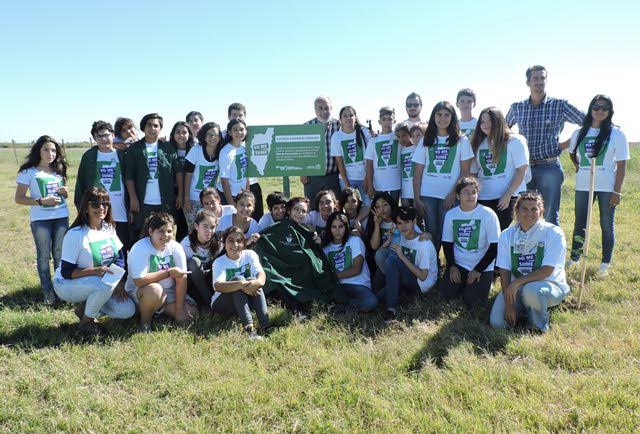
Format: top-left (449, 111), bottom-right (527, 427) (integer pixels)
top-left (0, 146), bottom-right (638, 432)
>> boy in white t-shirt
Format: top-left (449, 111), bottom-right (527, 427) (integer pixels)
top-left (365, 106), bottom-right (401, 204)
top-left (258, 191), bottom-right (288, 231)
top-left (457, 88), bottom-right (477, 139)
top-left (395, 122), bottom-right (417, 208)
top-left (376, 207), bottom-right (438, 323)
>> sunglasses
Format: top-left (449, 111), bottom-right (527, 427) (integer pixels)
top-left (406, 103), bottom-right (421, 108)
top-left (518, 190), bottom-right (541, 198)
top-left (591, 104), bottom-right (611, 112)
top-left (89, 200), bottom-right (110, 209)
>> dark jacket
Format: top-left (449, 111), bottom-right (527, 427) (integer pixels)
top-left (254, 220), bottom-right (342, 304)
top-left (124, 139), bottom-right (180, 212)
top-left (74, 145), bottom-right (128, 210)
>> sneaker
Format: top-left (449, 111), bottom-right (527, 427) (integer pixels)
top-left (139, 323), bottom-right (152, 334)
top-left (383, 310), bottom-right (397, 326)
top-left (598, 262), bottom-right (611, 276)
top-left (244, 325), bottom-right (263, 341)
top-left (74, 302), bottom-right (86, 321)
top-left (43, 292), bottom-right (57, 306)
top-left (566, 258), bottom-right (579, 268)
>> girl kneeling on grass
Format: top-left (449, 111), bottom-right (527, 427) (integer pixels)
top-left (53, 188), bottom-right (135, 334)
top-left (211, 226), bottom-right (270, 340)
top-left (181, 209), bottom-right (221, 310)
top-left (489, 192), bottom-right (569, 332)
top-left (322, 211), bottom-right (378, 313)
top-left (125, 212), bottom-right (198, 332)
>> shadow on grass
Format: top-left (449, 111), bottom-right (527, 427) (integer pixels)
top-left (0, 286), bottom-right (54, 310)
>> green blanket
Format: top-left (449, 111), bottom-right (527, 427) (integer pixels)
top-left (255, 220), bottom-right (341, 304)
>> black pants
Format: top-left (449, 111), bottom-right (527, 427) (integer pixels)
top-left (438, 267), bottom-right (493, 309)
top-left (478, 197), bottom-right (518, 231)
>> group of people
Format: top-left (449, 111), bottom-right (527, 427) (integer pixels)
top-left (14, 64), bottom-right (629, 338)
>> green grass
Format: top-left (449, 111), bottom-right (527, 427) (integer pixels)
top-left (0, 146), bottom-right (639, 432)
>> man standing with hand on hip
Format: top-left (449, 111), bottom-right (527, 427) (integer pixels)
top-left (506, 65), bottom-right (584, 225)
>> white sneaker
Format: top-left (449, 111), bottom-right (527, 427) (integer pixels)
top-left (598, 263), bottom-right (611, 276)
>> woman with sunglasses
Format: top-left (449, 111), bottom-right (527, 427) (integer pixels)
top-left (565, 95), bottom-right (629, 275)
top-left (53, 188), bottom-right (135, 334)
top-left (489, 192), bottom-right (569, 332)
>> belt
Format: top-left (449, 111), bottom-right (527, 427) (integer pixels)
top-left (530, 157), bottom-right (558, 166)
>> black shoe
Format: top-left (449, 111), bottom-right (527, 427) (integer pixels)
top-left (383, 310), bottom-right (397, 326)
top-left (74, 302), bottom-right (86, 321)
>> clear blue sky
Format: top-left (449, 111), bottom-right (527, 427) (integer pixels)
top-left (1, 0), bottom-right (638, 142)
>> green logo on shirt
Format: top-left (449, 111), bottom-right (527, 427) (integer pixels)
top-left (328, 246), bottom-right (353, 273)
top-left (510, 244), bottom-right (544, 278)
top-left (195, 165), bottom-right (219, 190)
top-left (453, 219), bottom-right (481, 251)
top-left (235, 153), bottom-right (248, 180)
top-left (149, 254), bottom-right (175, 272)
top-left (36, 174), bottom-right (64, 208)
top-left (95, 160), bottom-right (122, 192)
top-left (578, 136), bottom-right (608, 167)
top-left (478, 148), bottom-right (507, 176)
top-left (401, 246), bottom-right (416, 264)
top-left (225, 263), bottom-right (251, 281)
top-left (427, 143), bottom-right (457, 174)
top-left (89, 238), bottom-right (118, 266)
top-left (341, 139), bottom-right (364, 164)
top-left (375, 140), bottom-right (398, 167)
top-left (147, 151), bottom-right (159, 179)
top-left (401, 152), bottom-right (414, 179)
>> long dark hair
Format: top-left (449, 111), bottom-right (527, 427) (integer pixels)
top-left (197, 122), bottom-right (223, 161)
top-left (69, 187), bottom-right (114, 231)
top-left (471, 107), bottom-right (511, 164)
top-left (169, 121), bottom-right (194, 151)
top-left (338, 187), bottom-right (363, 219)
top-left (339, 106), bottom-right (367, 151)
top-left (321, 211), bottom-right (350, 248)
top-left (364, 192), bottom-right (398, 250)
top-left (188, 209), bottom-right (220, 258)
top-left (423, 101), bottom-right (461, 148)
top-left (571, 94), bottom-right (614, 165)
top-left (222, 118), bottom-right (247, 146)
top-left (18, 135), bottom-right (68, 180)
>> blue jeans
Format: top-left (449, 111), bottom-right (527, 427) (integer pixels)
top-left (340, 178), bottom-right (370, 207)
top-left (341, 284), bottom-right (378, 312)
top-left (527, 159), bottom-right (564, 226)
top-left (53, 275), bottom-right (135, 319)
top-left (489, 280), bottom-right (568, 332)
top-left (376, 253), bottom-right (421, 311)
top-left (420, 195), bottom-right (446, 252)
top-left (30, 217), bottom-right (68, 299)
top-left (211, 290), bottom-right (270, 329)
top-left (571, 191), bottom-right (616, 264)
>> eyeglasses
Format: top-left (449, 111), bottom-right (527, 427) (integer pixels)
top-left (89, 200), bottom-right (110, 209)
top-left (96, 133), bottom-right (112, 140)
top-left (406, 103), bottom-right (421, 108)
top-left (591, 104), bottom-right (611, 112)
top-left (518, 190), bottom-right (541, 198)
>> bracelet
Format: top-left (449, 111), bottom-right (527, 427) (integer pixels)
top-left (612, 191), bottom-right (622, 196)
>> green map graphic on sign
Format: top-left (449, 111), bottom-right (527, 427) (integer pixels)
top-left (246, 124), bottom-right (326, 177)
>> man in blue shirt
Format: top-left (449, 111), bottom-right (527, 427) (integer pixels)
top-left (506, 65), bottom-right (585, 225)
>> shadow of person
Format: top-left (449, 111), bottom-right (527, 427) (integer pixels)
top-left (0, 286), bottom-right (63, 310)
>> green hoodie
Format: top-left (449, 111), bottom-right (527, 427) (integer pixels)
top-left (255, 220), bottom-right (342, 304)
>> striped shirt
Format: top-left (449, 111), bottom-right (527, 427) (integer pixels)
top-left (306, 117), bottom-right (340, 174)
top-left (506, 95), bottom-right (584, 161)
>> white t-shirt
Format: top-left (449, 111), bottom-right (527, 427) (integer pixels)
top-left (400, 144), bottom-right (416, 199)
top-left (144, 142), bottom-right (161, 205)
top-left (568, 126), bottom-right (630, 192)
top-left (211, 250), bottom-right (264, 304)
top-left (330, 128), bottom-right (371, 182)
top-left (185, 144), bottom-right (220, 201)
top-left (305, 210), bottom-right (330, 234)
top-left (54, 224), bottom-right (123, 279)
top-left (125, 237), bottom-right (187, 292)
top-left (470, 134), bottom-right (530, 200)
top-left (397, 234), bottom-right (438, 292)
top-left (180, 236), bottom-right (214, 264)
top-left (257, 212), bottom-right (281, 231)
top-left (496, 221), bottom-right (569, 293)
top-left (96, 150), bottom-right (127, 222)
top-left (459, 118), bottom-right (478, 139)
top-left (442, 205), bottom-right (500, 272)
top-left (412, 135), bottom-right (474, 199)
top-left (216, 142), bottom-right (258, 197)
top-left (323, 236), bottom-right (371, 288)
top-left (16, 167), bottom-right (69, 222)
top-left (364, 132), bottom-right (401, 191)
top-left (216, 214), bottom-right (259, 237)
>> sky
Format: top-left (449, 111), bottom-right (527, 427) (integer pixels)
top-left (1, 0), bottom-right (639, 143)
